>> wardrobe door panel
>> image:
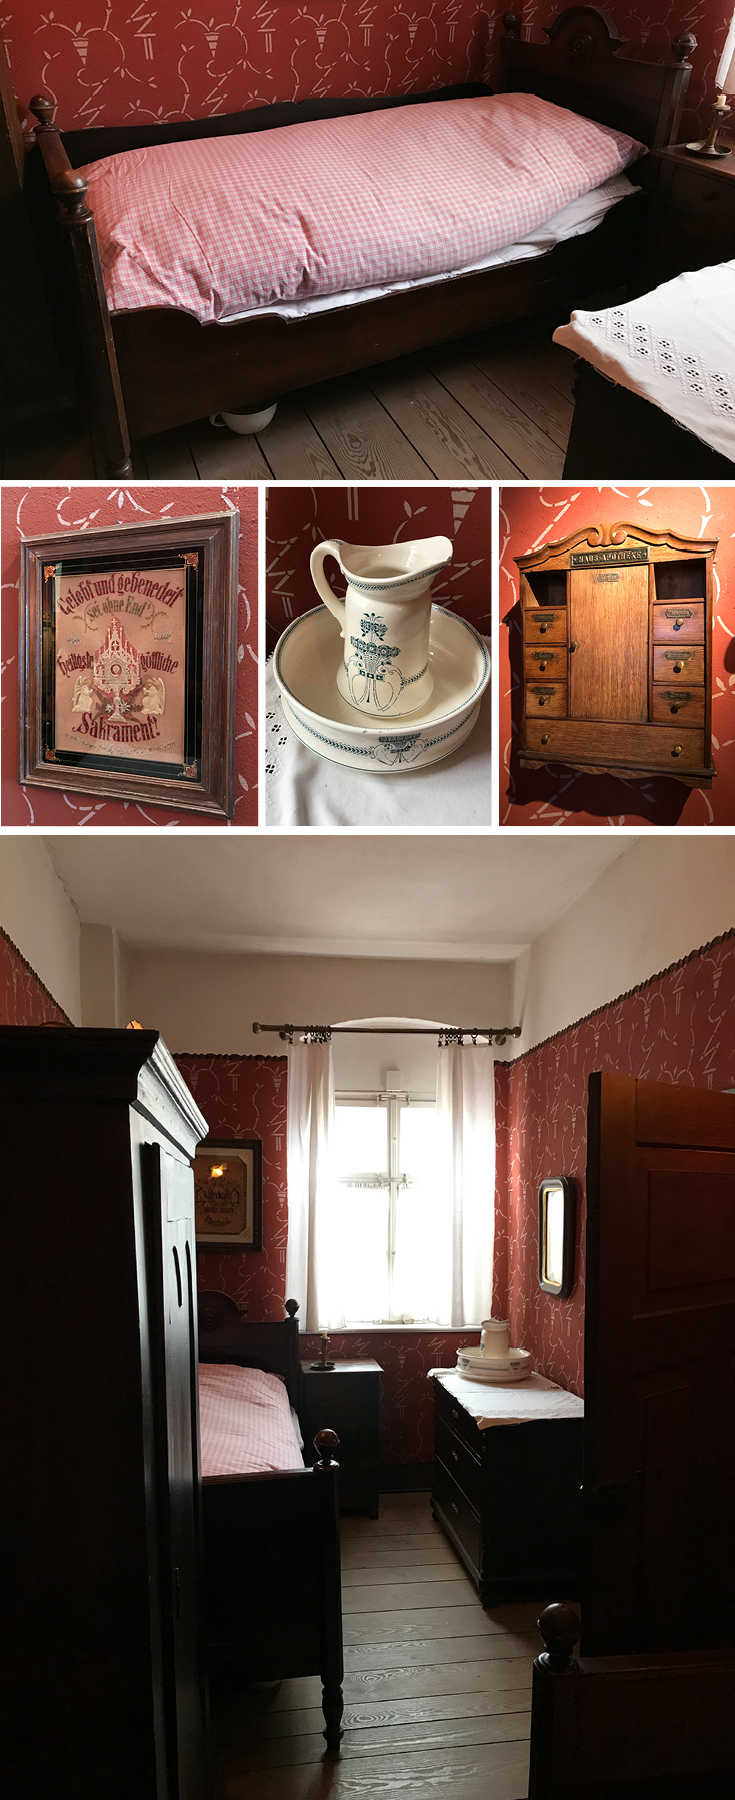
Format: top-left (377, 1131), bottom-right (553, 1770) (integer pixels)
top-left (147, 1144), bottom-right (206, 1800)
top-left (569, 566), bottom-right (648, 722)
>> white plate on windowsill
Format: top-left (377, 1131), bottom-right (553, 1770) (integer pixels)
top-left (273, 604), bottom-right (490, 773)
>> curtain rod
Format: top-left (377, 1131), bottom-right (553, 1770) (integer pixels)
top-left (253, 1021), bottom-right (521, 1046)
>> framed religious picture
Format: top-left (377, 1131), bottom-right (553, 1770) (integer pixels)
top-left (194, 1139), bottom-right (263, 1252)
top-left (18, 511), bottom-right (239, 817)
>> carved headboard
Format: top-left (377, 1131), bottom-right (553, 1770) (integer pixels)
top-left (500, 7), bottom-right (694, 149)
top-left (197, 1290), bottom-right (302, 1408)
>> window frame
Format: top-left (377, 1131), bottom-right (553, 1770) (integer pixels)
top-left (334, 1087), bottom-right (436, 1324)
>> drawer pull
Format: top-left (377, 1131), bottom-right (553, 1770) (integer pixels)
top-left (665, 650), bottom-right (693, 668)
top-left (541, 733), bottom-right (550, 745)
top-left (451, 1407), bottom-right (459, 1421)
top-left (664, 608), bottom-right (692, 624)
top-left (450, 1501), bottom-right (459, 1515)
top-left (672, 745), bottom-right (683, 757)
top-left (451, 1449), bottom-right (459, 1463)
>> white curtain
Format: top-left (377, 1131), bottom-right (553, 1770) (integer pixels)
top-left (436, 1043), bottom-right (496, 1326)
top-left (285, 1039), bottom-right (344, 1331)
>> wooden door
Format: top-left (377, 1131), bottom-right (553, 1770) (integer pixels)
top-left (147, 1144), bottom-right (207, 1800)
top-left (583, 1073), bottom-right (735, 1657)
top-left (569, 566), bottom-right (649, 721)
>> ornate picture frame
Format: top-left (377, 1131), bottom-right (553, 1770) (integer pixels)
top-left (193, 1138), bottom-right (263, 1252)
top-left (19, 511), bottom-right (239, 818)
top-left (538, 1176), bottom-right (576, 1297)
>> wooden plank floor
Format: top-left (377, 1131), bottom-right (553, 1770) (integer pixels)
top-left (1, 318), bottom-right (574, 481)
top-left (210, 1492), bottom-right (539, 1800)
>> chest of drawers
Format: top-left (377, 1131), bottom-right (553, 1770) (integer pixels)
top-left (431, 1377), bottom-right (583, 1606)
top-left (516, 523), bottom-right (717, 788)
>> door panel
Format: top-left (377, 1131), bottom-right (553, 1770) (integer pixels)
top-left (583, 1073), bottom-right (735, 1658)
top-left (147, 1143), bottom-right (206, 1800)
top-left (570, 566), bottom-right (648, 721)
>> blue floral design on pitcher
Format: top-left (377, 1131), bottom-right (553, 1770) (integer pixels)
top-left (345, 612), bottom-right (403, 712)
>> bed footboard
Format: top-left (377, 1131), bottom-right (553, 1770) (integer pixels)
top-left (202, 1428), bottom-right (343, 1751)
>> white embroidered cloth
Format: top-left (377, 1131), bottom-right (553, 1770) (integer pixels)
top-left (429, 1367), bottom-right (584, 1427)
top-left (264, 647), bottom-right (492, 826)
top-left (553, 261), bottom-right (735, 462)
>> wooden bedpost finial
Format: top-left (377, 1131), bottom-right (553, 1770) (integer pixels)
top-left (285, 1298), bottom-right (299, 1319)
top-left (537, 1603), bottom-right (581, 1673)
top-left (314, 1428), bottom-right (340, 1469)
top-left (671, 31), bottom-right (697, 63)
top-left (29, 93), bottom-right (55, 130)
top-left (502, 11), bottom-right (522, 36)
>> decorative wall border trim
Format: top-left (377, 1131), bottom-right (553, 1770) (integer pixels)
top-left (498, 927), bottom-right (735, 1069)
top-left (176, 1051), bottom-right (287, 1063)
top-left (0, 925), bottom-right (72, 1023)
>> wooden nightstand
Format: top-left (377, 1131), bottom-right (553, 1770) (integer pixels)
top-left (637, 138), bottom-right (735, 292)
top-left (300, 1359), bottom-right (382, 1517)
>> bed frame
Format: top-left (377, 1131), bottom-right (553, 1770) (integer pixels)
top-left (563, 359), bottom-right (735, 476)
top-left (17, 6), bottom-right (694, 473)
top-left (197, 1291), bottom-right (343, 1751)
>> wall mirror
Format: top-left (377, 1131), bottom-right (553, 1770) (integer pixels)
top-left (538, 1176), bottom-right (576, 1297)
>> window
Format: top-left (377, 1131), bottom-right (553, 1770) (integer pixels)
top-left (333, 1091), bottom-right (446, 1323)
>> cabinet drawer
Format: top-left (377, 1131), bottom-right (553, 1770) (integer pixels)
top-left (524, 609), bottom-right (567, 647)
top-left (434, 1379), bottom-right (483, 1456)
top-left (653, 645), bottom-right (705, 684)
top-left (666, 165), bottom-right (735, 260)
top-left (433, 1457), bottom-right (481, 1572)
top-left (525, 718), bottom-right (705, 773)
top-left (651, 687), bottom-right (705, 725)
top-left (524, 645), bottom-right (565, 679)
top-left (652, 603), bottom-right (704, 644)
top-left (525, 682), bottom-right (567, 718)
top-left (434, 1416), bottom-right (481, 1512)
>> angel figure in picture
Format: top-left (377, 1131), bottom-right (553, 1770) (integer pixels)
top-left (138, 675), bottom-right (166, 717)
top-left (71, 671), bottom-right (96, 713)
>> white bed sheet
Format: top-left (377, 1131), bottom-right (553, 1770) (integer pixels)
top-left (553, 258), bottom-right (735, 462)
top-left (222, 173), bottom-right (636, 325)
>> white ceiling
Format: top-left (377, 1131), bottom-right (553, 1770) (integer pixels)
top-left (45, 836), bottom-right (632, 963)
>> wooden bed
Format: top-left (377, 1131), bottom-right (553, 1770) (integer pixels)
top-left (15, 6), bottom-right (693, 474)
top-left (197, 1290), bottom-right (344, 1752)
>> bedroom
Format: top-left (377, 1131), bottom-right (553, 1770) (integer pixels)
top-left (2, 829), bottom-right (735, 1798)
top-left (2, 1), bottom-right (735, 478)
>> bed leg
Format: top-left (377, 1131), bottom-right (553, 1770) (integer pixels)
top-left (321, 1683), bottom-right (344, 1752)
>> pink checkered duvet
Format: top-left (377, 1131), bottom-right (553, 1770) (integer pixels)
top-left (80, 93), bottom-right (644, 325)
top-left (199, 1363), bottom-right (304, 1479)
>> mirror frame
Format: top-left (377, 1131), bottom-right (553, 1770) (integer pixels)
top-left (538, 1176), bottom-right (576, 1297)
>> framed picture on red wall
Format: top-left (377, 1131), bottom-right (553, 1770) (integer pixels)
top-left (194, 1138), bottom-right (263, 1252)
top-left (19, 511), bottom-right (238, 817)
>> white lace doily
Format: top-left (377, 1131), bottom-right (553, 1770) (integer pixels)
top-left (554, 259), bottom-right (735, 461)
top-left (265, 645), bottom-right (492, 826)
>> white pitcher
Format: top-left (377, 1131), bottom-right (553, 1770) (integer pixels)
top-left (309, 536), bottom-right (453, 718)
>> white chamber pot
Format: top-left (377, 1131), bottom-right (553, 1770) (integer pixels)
top-left (210, 404), bottom-right (277, 434)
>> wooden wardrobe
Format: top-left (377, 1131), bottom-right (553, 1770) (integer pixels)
top-left (1, 1027), bottom-right (209, 1800)
top-left (516, 523), bottom-right (718, 788)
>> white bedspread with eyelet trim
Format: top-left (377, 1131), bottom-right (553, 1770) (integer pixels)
top-left (553, 260), bottom-right (735, 461)
top-left (429, 1368), bottom-right (584, 1426)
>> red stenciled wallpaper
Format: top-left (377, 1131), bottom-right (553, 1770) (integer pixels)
top-left (0, 927), bottom-right (71, 1024)
top-left (494, 928), bottom-right (735, 1397)
top-left (3, 3), bottom-right (727, 139)
top-left (499, 484), bottom-right (735, 829)
top-left (175, 1054), bottom-right (289, 1319)
top-left (266, 483), bottom-right (491, 655)
top-left (1, 484), bottom-right (257, 828)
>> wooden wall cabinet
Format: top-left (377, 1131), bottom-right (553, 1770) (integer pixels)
top-left (515, 524), bottom-right (717, 787)
top-left (1, 1027), bottom-right (209, 1800)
